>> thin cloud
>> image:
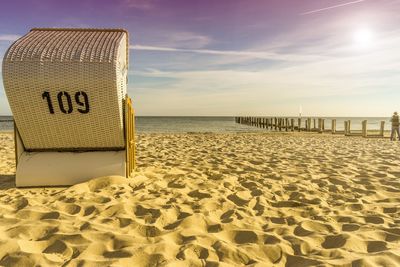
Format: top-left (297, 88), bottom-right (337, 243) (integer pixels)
top-left (300, 0), bottom-right (366, 15)
top-left (130, 44), bottom-right (281, 58)
top-left (0, 34), bottom-right (21, 41)
top-left (130, 45), bottom-right (327, 62)
top-left (165, 32), bottom-right (211, 49)
top-left (122, 0), bottom-right (154, 10)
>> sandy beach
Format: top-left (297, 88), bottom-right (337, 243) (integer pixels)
top-left (0, 132), bottom-right (399, 266)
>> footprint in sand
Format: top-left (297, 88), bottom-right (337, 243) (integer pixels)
top-left (136, 224), bottom-right (162, 237)
top-left (103, 250), bottom-right (133, 258)
top-left (283, 235), bottom-right (312, 255)
top-left (252, 197), bottom-right (264, 216)
top-left (43, 240), bottom-right (68, 254)
top-left (265, 174), bottom-right (282, 181)
top-left (220, 210), bottom-right (235, 223)
top-left (250, 188), bottom-right (263, 197)
top-left (163, 220), bottom-right (182, 230)
top-left (60, 204), bottom-right (81, 215)
top-left (233, 230), bottom-right (258, 244)
top-left (207, 224), bottom-right (222, 233)
top-left (364, 216), bottom-right (384, 224)
top-left (263, 245), bottom-right (282, 264)
top-left (347, 203), bottom-right (364, 211)
top-left (178, 211), bottom-right (191, 220)
top-left (342, 223), bottom-right (360, 232)
top-left (180, 234), bottom-right (196, 244)
top-left (301, 220), bottom-right (334, 234)
top-left (240, 180), bottom-right (263, 197)
top-left (15, 209), bottom-right (48, 220)
top-left (83, 206), bottom-right (96, 216)
top-left (284, 185), bottom-right (298, 192)
top-left (272, 200), bottom-right (305, 208)
top-left (134, 205), bottom-right (161, 223)
top-left (374, 172), bottom-right (387, 178)
top-left (385, 232), bottom-right (400, 242)
top-left (321, 234), bottom-right (348, 249)
top-left (293, 225), bottom-right (313, 237)
top-left (264, 234), bottom-right (280, 245)
top-left (42, 240), bottom-right (74, 262)
top-left (227, 194), bottom-right (249, 206)
top-left (328, 177), bottom-right (348, 187)
top-left (118, 217), bottom-right (133, 228)
top-left (270, 217), bottom-right (286, 224)
top-left (167, 180), bottom-right (185, 189)
top-left (12, 197), bottom-right (29, 211)
top-left (211, 240), bottom-right (254, 265)
top-left (41, 211), bottom-right (60, 220)
top-left (367, 241), bottom-right (388, 253)
top-left (285, 255), bottom-right (323, 267)
top-left (6, 224), bottom-right (57, 241)
top-left (336, 216), bottom-right (354, 223)
top-left (383, 207), bottom-right (397, 214)
top-left (176, 244), bottom-right (209, 260)
top-left (188, 190), bottom-right (212, 199)
top-left (0, 254), bottom-right (35, 266)
top-left (80, 222), bottom-right (91, 231)
top-left (240, 181), bottom-right (258, 190)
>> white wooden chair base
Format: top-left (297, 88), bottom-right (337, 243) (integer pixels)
top-left (14, 130), bottom-right (126, 187)
top-left (16, 151), bottom-right (125, 187)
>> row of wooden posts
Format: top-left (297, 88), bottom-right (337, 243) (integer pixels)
top-left (235, 117), bottom-right (386, 138)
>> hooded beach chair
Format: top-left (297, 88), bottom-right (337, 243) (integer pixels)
top-left (2, 28), bottom-right (135, 187)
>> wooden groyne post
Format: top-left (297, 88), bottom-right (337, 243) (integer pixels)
top-left (234, 117), bottom-right (387, 139)
top-left (380, 121), bottom-right (385, 137)
top-left (344, 120), bottom-right (351, 136)
top-left (331, 119), bottom-right (336, 134)
top-left (318, 118), bottom-right (325, 133)
top-left (348, 120), bottom-right (351, 134)
top-left (362, 120), bottom-right (367, 138)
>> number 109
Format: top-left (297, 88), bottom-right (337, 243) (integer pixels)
top-left (42, 91), bottom-right (90, 114)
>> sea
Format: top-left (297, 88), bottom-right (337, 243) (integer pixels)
top-left (0, 116), bottom-right (391, 133)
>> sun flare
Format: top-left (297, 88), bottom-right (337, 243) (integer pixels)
top-left (353, 28), bottom-right (373, 48)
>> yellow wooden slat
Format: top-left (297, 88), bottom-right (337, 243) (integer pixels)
top-left (129, 99), bottom-right (132, 175)
top-left (132, 107), bottom-right (136, 171)
top-left (14, 121), bottom-right (18, 167)
top-left (124, 96), bottom-right (135, 177)
top-left (125, 97), bottom-right (129, 177)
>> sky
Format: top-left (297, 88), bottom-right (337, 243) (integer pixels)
top-left (1, 0), bottom-right (400, 116)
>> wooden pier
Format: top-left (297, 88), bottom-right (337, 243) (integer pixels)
top-left (235, 117), bottom-right (387, 138)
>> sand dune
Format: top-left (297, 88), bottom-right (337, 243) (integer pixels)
top-left (0, 132), bottom-right (400, 266)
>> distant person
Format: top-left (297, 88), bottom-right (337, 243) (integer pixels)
top-left (390, 112), bottom-right (400, 141)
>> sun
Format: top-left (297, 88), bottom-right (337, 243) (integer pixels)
top-left (353, 28), bottom-right (373, 48)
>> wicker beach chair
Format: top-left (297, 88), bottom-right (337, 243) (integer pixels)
top-left (2, 28), bottom-right (135, 186)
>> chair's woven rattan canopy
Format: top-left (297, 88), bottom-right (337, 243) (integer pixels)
top-left (2, 28), bottom-right (129, 151)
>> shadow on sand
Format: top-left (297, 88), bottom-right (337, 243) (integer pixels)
top-left (0, 174), bottom-right (16, 190)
